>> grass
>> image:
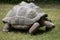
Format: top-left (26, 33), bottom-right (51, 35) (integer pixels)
top-left (0, 4), bottom-right (60, 40)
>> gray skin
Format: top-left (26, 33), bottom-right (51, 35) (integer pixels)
top-left (2, 2), bottom-right (55, 34)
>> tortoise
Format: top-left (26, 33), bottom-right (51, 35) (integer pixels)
top-left (2, 1), bottom-right (55, 34)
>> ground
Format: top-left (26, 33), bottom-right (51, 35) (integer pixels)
top-left (0, 4), bottom-right (60, 40)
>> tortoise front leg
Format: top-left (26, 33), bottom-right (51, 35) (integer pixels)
top-left (29, 22), bottom-right (40, 34)
top-left (3, 23), bottom-right (11, 32)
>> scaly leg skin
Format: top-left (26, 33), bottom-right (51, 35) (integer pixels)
top-left (29, 22), bottom-right (40, 34)
top-left (3, 23), bottom-right (10, 32)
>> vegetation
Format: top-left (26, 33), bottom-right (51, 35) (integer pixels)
top-left (0, 4), bottom-right (60, 40)
top-left (0, 0), bottom-right (60, 4)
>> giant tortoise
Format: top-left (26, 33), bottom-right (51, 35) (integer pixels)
top-left (2, 1), bottom-right (55, 34)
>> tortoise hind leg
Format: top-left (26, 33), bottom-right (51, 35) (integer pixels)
top-left (29, 22), bottom-right (40, 34)
top-left (3, 23), bottom-right (11, 32)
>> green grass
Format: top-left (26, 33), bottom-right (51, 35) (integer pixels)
top-left (0, 4), bottom-right (60, 40)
